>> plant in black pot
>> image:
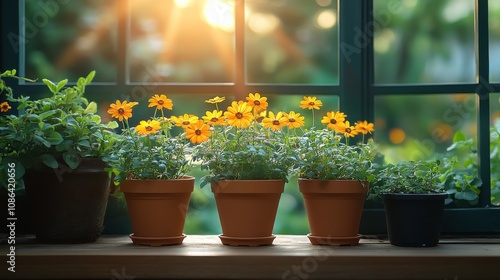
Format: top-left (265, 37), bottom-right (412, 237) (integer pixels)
top-left (0, 70), bottom-right (117, 243)
top-left (370, 160), bottom-right (447, 247)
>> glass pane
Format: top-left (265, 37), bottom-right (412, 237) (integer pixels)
top-left (23, 0), bottom-right (117, 82)
top-left (245, 0), bottom-right (339, 84)
top-left (491, 93), bottom-right (500, 206)
top-left (128, 0), bottom-right (235, 83)
top-left (374, 94), bottom-right (479, 207)
top-left (489, 0), bottom-right (500, 82)
top-left (374, 0), bottom-right (475, 84)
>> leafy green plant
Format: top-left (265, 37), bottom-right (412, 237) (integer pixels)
top-left (438, 131), bottom-right (482, 206)
top-left (369, 160), bottom-right (445, 199)
top-left (295, 129), bottom-right (376, 181)
top-left (192, 95), bottom-right (297, 187)
top-left (491, 119), bottom-right (500, 205)
top-left (0, 70), bottom-right (116, 183)
top-left (103, 95), bottom-right (192, 185)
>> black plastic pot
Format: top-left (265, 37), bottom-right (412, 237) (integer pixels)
top-left (24, 158), bottom-right (110, 243)
top-left (383, 193), bottom-right (448, 247)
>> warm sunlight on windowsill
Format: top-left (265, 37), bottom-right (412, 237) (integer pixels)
top-left (2, 235), bottom-right (500, 280)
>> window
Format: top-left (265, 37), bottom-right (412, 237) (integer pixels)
top-left (1, 0), bottom-right (499, 235)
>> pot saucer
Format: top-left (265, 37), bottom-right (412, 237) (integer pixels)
top-left (218, 234), bottom-right (276, 246)
top-left (129, 233), bottom-right (186, 246)
top-left (307, 233), bottom-right (362, 246)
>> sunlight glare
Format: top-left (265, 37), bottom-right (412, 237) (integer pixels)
top-left (203, 0), bottom-right (234, 32)
top-left (174, 0), bottom-right (191, 8)
top-left (315, 9), bottom-right (336, 29)
top-left (248, 13), bottom-right (280, 34)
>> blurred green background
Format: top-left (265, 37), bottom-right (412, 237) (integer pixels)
top-left (18, 0), bottom-right (500, 234)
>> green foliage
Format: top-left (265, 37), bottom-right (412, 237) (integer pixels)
top-left (294, 129), bottom-right (376, 181)
top-left (193, 125), bottom-right (296, 187)
top-left (104, 129), bottom-right (191, 185)
top-left (0, 70), bottom-right (115, 183)
top-left (369, 160), bottom-right (444, 199)
top-left (491, 120), bottom-right (500, 205)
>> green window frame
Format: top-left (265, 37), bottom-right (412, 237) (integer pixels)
top-left (1, 0), bottom-right (499, 234)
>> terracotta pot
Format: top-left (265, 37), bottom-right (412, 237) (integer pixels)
top-left (298, 179), bottom-right (369, 245)
top-left (121, 176), bottom-right (194, 246)
top-left (24, 158), bottom-right (110, 243)
top-left (383, 193), bottom-right (447, 247)
top-left (211, 180), bottom-right (284, 246)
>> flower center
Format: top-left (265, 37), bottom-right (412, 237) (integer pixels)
top-left (236, 112), bottom-right (243, 119)
top-left (146, 126), bottom-right (153, 131)
top-left (346, 128), bottom-right (351, 133)
top-left (118, 108), bottom-right (125, 114)
top-left (289, 118), bottom-right (296, 122)
top-left (1, 105), bottom-right (7, 110)
top-left (254, 100), bottom-right (261, 106)
top-left (158, 100), bottom-right (164, 105)
top-left (309, 102), bottom-right (315, 106)
top-left (211, 117), bottom-right (219, 122)
top-left (330, 119), bottom-right (337, 124)
top-left (272, 120), bottom-right (280, 126)
top-left (195, 129), bottom-right (202, 135)
top-left (182, 121), bottom-right (190, 125)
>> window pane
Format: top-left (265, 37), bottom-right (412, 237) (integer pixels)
top-left (489, 0), bottom-right (500, 83)
top-left (491, 93), bottom-right (500, 206)
top-left (128, 0), bottom-right (235, 83)
top-left (245, 0), bottom-right (338, 84)
top-left (23, 0), bottom-right (117, 82)
top-left (374, 94), bottom-right (479, 207)
top-left (374, 0), bottom-right (475, 84)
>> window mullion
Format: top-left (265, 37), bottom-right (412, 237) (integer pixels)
top-left (475, 0), bottom-right (492, 207)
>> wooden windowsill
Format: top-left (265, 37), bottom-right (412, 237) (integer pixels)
top-left (2, 235), bottom-right (500, 280)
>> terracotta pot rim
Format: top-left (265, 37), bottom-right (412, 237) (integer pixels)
top-left (211, 180), bottom-right (285, 194)
top-left (124, 176), bottom-right (195, 183)
top-left (298, 178), bottom-right (368, 183)
top-left (121, 177), bottom-right (195, 194)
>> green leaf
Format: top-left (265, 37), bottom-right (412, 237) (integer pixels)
top-left (85, 71), bottom-right (96, 84)
top-left (55, 139), bottom-right (73, 152)
top-left (107, 121), bottom-right (119, 129)
top-left (84, 101), bottom-right (97, 114)
top-left (38, 110), bottom-right (56, 121)
top-left (63, 153), bottom-right (80, 169)
top-left (455, 190), bottom-right (478, 201)
top-left (34, 135), bottom-right (51, 148)
top-left (47, 132), bottom-right (64, 145)
top-left (55, 79), bottom-right (68, 92)
top-left (40, 154), bottom-right (58, 169)
top-left (42, 79), bottom-right (57, 93)
top-left (453, 131), bottom-right (467, 143)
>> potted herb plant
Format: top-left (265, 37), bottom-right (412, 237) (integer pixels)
top-left (370, 160), bottom-right (448, 247)
top-left (0, 70), bottom-right (115, 243)
top-left (192, 94), bottom-right (297, 246)
top-left (104, 94), bottom-right (195, 246)
top-left (294, 96), bottom-right (376, 246)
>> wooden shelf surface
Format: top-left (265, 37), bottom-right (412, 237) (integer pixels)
top-left (1, 235), bottom-right (500, 280)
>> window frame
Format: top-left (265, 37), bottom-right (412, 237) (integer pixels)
top-left (1, 0), bottom-right (499, 234)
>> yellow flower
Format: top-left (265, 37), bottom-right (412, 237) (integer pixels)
top-left (283, 111), bottom-right (305, 129)
top-left (246, 93), bottom-right (268, 112)
top-left (0, 101), bottom-right (11, 112)
top-left (224, 101), bottom-right (253, 128)
top-left (171, 114), bottom-right (199, 128)
top-left (148, 94), bottom-right (173, 110)
top-left (321, 111), bottom-right (346, 131)
top-left (107, 100), bottom-right (138, 121)
top-left (202, 110), bottom-right (225, 125)
top-left (262, 111), bottom-right (287, 131)
top-left (337, 120), bottom-right (359, 138)
top-left (205, 96), bottom-right (225, 104)
top-left (355, 120), bottom-right (374, 135)
top-left (185, 120), bottom-right (211, 144)
top-left (300, 96), bottom-right (323, 110)
top-left (135, 120), bottom-right (161, 135)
